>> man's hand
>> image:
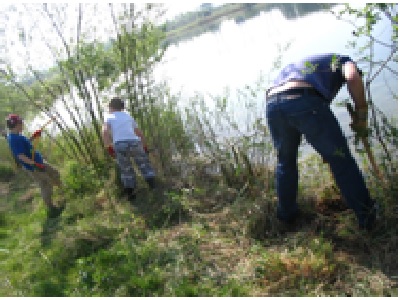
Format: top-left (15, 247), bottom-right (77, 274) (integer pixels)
top-left (143, 145), bottom-right (149, 154)
top-left (107, 145), bottom-right (116, 158)
top-left (347, 104), bottom-right (369, 138)
top-left (31, 129), bottom-right (42, 140)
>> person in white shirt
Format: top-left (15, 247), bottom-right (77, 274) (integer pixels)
top-left (102, 97), bottom-right (156, 201)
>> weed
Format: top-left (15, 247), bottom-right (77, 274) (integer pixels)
top-left (146, 190), bottom-right (191, 228)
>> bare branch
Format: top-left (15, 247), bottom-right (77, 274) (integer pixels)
top-left (366, 48), bottom-right (398, 86)
top-left (42, 4), bottom-right (72, 59)
top-left (77, 4), bottom-right (82, 61)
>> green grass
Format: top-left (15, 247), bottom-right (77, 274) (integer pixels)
top-left (0, 153), bottom-right (397, 296)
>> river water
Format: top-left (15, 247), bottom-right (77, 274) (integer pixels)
top-left (155, 6), bottom-right (397, 130)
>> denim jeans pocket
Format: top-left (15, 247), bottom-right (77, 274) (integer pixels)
top-left (287, 105), bottom-right (323, 138)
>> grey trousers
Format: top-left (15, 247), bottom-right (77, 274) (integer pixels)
top-left (114, 140), bottom-right (155, 189)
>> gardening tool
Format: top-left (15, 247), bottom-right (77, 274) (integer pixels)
top-left (31, 116), bottom-right (56, 163)
top-left (346, 103), bottom-right (384, 182)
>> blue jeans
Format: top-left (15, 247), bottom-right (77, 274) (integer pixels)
top-left (266, 91), bottom-right (374, 228)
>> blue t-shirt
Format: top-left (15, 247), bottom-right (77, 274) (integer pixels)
top-left (7, 133), bottom-right (43, 171)
top-left (272, 53), bottom-right (356, 102)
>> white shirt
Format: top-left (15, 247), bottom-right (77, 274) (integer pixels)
top-left (105, 111), bottom-right (140, 143)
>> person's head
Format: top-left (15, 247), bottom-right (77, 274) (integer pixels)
top-left (6, 114), bottom-right (23, 133)
top-left (109, 97), bottom-right (125, 112)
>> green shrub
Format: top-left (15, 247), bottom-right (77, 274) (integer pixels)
top-left (146, 190), bottom-right (191, 228)
top-left (62, 160), bottom-right (104, 197)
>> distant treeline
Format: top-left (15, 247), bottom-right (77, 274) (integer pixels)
top-left (163, 3), bottom-right (335, 45)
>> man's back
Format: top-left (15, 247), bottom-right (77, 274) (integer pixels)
top-left (105, 111), bottom-right (140, 143)
top-left (7, 133), bottom-right (43, 170)
top-left (272, 53), bottom-right (354, 101)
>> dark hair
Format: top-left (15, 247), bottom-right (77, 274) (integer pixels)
top-left (6, 114), bottom-right (23, 129)
top-left (109, 97), bottom-right (125, 110)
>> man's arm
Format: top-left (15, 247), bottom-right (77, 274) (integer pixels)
top-left (343, 61), bottom-right (368, 132)
top-left (134, 127), bottom-right (147, 146)
top-left (134, 127), bottom-right (150, 153)
top-left (343, 61), bottom-right (368, 110)
top-left (102, 123), bottom-right (113, 147)
top-left (17, 153), bottom-right (36, 166)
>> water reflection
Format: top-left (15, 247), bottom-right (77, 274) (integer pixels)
top-left (156, 7), bottom-right (397, 120)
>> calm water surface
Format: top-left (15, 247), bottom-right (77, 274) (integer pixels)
top-left (156, 8), bottom-right (397, 124)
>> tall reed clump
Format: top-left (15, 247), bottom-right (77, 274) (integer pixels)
top-left (179, 80), bottom-right (280, 239)
top-left (178, 44), bottom-right (291, 193)
top-left (184, 81), bottom-right (275, 190)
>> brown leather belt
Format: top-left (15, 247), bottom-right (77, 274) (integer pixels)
top-left (266, 87), bottom-right (322, 101)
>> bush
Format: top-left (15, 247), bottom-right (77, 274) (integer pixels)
top-left (62, 160), bottom-right (104, 197)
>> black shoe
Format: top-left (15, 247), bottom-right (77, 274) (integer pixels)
top-left (277, 210), bottom-right (300, 224)
top-left (128, 192), bottom-right (137, 203)
top-left (121, 187), bottom-right (137, 203)
top-left (276, 211), bottom-right (298, 233)
top-left (360, 202), bottom-right (379, 232)
top-left (146, 177), bottom-right (156, 189)
top-left (276, 209), bottom-right (316, 233)
top-left (121, 187), bottom-right (134, 196)
top-left (47, 205), bottom-right (64, 218)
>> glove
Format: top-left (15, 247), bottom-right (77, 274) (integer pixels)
top-left (143, 145), bottom-right (149, 154)
top-left (31, 129), bottom-right (42, 140)
top-left (107, 145), bottom-right (116, 158)
top-left (34, 162), bottom-right (46, 171)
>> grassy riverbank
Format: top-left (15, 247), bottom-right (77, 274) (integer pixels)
top-left (0, 152), bottom-right (397, 296)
